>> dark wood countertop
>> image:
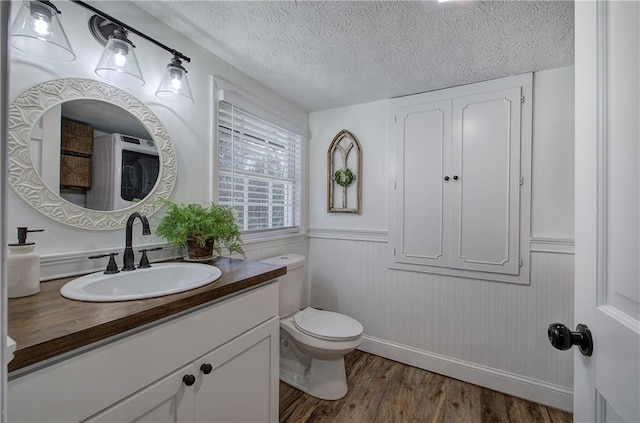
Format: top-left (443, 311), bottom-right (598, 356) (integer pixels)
top-left (8, 257), bottom-right (286, 373)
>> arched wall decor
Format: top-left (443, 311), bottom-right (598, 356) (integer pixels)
top-left (327, 129), bottom-right (362, 213)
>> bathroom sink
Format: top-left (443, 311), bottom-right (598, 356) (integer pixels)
top-left (60, 263), bottom-right (222, 302)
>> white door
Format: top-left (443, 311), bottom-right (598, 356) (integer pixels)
top-left (394, 99), bottom-right (451, 268)
top-left (450, 87), bottom-right (522, 275)
top-left (572, 1), bottom-right (640, 422)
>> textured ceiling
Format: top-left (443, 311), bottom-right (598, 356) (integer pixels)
top-left (133, 1), bottom-right (574, 112)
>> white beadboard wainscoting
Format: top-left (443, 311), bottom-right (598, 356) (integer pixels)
top-left (40, 235), bottom-right (308, 284)
top-left (308, 232), bottom-right (574, 412)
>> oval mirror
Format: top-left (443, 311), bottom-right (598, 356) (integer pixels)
top-left (8, 78), bottom-right (177, 230)
top-left (30, 99), bottom-right (158, 211)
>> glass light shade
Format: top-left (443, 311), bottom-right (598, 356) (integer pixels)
top-left (95, 37), bottom-right (144, 86)
top-left (156, 63), bottom-right (194, 104)
top-left (10, 1), bottom-right (75, 61)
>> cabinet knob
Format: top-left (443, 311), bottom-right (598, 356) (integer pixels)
top-left (444, 176), bottom-right (450, 181)
top-left (182, 374), bottom-right (196, 386)
top-left (200, 363), bottom-right (213, 375)
top-left (453, 175), bottom-right (459, 181)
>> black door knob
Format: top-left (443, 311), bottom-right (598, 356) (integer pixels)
top-left (548, 323), bottom-right (593, 356)
top-left (182, 374), bottom-right (196, 386)
top-left (453, 175), bottom-right (459, 181)
top-left (200, 363), bottom-right (213, 374)
top-left (444, 176), bottom-right (450, 181)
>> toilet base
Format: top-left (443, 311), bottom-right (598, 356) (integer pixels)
top-left (280, 356), bottom-right (348, 400)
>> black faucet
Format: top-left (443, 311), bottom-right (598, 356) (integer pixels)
top-left (122, 212), bottom-right (151, 271)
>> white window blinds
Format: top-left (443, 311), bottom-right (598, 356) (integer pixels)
top-left (218, 101), bottom-right (302, 234)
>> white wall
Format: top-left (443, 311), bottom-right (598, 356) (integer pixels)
top-left (6, 0), bottom-right (309, 276)
top-left (309, 100), bottom-right (389, 232)
top-left (531, 67), bottom-right (575, 239)
top-left (307, 66), bottom-right (575, 411)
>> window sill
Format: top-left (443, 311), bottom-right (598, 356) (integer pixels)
top-left (239, 231), bottom-right (307, 253)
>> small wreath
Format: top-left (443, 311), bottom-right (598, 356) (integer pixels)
top-left (334, 167), bottom-right (355, 187)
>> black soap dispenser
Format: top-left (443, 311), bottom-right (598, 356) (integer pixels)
top-left (7, 227), bottom-right (44, 298)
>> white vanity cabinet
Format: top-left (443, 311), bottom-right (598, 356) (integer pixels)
top-left (83, 363), bottom-right (196, 423)
top-left (391, 73), bottom-right (532, 284)
top-left (8, 282), bottom-right (279, 423)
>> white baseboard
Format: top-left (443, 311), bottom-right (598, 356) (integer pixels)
top-left (358, 335), bottom-right (573, 413)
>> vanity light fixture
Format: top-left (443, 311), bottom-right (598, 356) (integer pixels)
top-left (73, 1), bottom-right (193, 101)
top-left (89, 15), bottom-right (144, 86)
top-left (155, 54), bottom-right (194, 104)
top-left (10, 0), bottom-right (76, 61)
top-left (11, 1), bottom-right (194, 102)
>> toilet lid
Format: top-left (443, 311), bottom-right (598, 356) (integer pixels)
top-left (293, 307), bottom-right (363, 341)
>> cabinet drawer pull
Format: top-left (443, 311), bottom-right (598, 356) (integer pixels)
top-left (200, 363), bottom-right (213, 374)
top-left (444, 176), bottom-right (450, 181)
top-left (182, 374), bottom-right (196, 386)
top-left (453, 175), bottom-right (459, 181)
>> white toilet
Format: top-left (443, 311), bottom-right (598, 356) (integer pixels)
top-left (260, 254), bottom-right (363, 400)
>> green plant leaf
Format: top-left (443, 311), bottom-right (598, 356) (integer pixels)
top-left (155, 199), bottom-right (245, 257)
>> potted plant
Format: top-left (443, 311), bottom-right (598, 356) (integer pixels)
top-left (155, 200), bottom-right (244, 259)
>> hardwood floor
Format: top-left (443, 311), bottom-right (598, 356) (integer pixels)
top-left (279, 350), bottom-right (572, 423)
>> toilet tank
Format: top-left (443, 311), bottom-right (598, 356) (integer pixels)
top-left (260, 254), bottom-right (306, 318)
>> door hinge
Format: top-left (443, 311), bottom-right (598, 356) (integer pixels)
top-left (394, 115), bottom-right (397, 124)
top-left (519, 258), bottom-right (523, 267)
top-left (394, 181), bottom-right (397, 190)
top-left (520, 95), bottom-right (525, 104)
top-left (520, 176), bottom-right (524, 186)
top-left (393, 248), bottom-right (396, 256)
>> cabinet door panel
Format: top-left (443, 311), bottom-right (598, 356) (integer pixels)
top-left (194, 317), bottom-right (279, 423)
top-left (395, 100), bottom-right (451, 267)
top-left (451, 87), bottom-right (521, 274)
top-left (82, 363), bottom-right (195, 423)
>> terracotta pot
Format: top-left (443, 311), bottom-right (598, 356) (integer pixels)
top-left (186, 237), bottom-right (215, 259)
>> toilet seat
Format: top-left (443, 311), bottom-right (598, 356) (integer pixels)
top-left (293, 307), bottom-right (363, 341)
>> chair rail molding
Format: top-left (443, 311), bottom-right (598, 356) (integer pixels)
top-left (307, 227), bottom-right (388, 243)
top-left (529, 237), bottom-right (575, 254)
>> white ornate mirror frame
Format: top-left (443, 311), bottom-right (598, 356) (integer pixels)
top-left (8, 78), bottom-right (177, 230)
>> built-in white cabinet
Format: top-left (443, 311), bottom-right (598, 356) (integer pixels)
top-left (8, 282), bottom-right (279, 423)
top-left (391, 74), bottom-right (532, 284)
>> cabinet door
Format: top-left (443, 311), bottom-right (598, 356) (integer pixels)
top-left (450, 87), bottom-right (522, 275)
top-left (194, 317), bottom-right (279, 423)
top-left (394, 100), bottom-right (452, 267)
top-left (82, 364), bottom-right (195, 423)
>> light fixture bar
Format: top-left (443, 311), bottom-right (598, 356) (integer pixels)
top-left (71, 0), bottom-right (191, 64)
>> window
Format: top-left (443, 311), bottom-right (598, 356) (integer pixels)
top-left (218, 101), bottom-right (302, 235)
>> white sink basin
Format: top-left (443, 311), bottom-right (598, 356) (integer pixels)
top-left (60, 263), bottom-right (222, 302)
